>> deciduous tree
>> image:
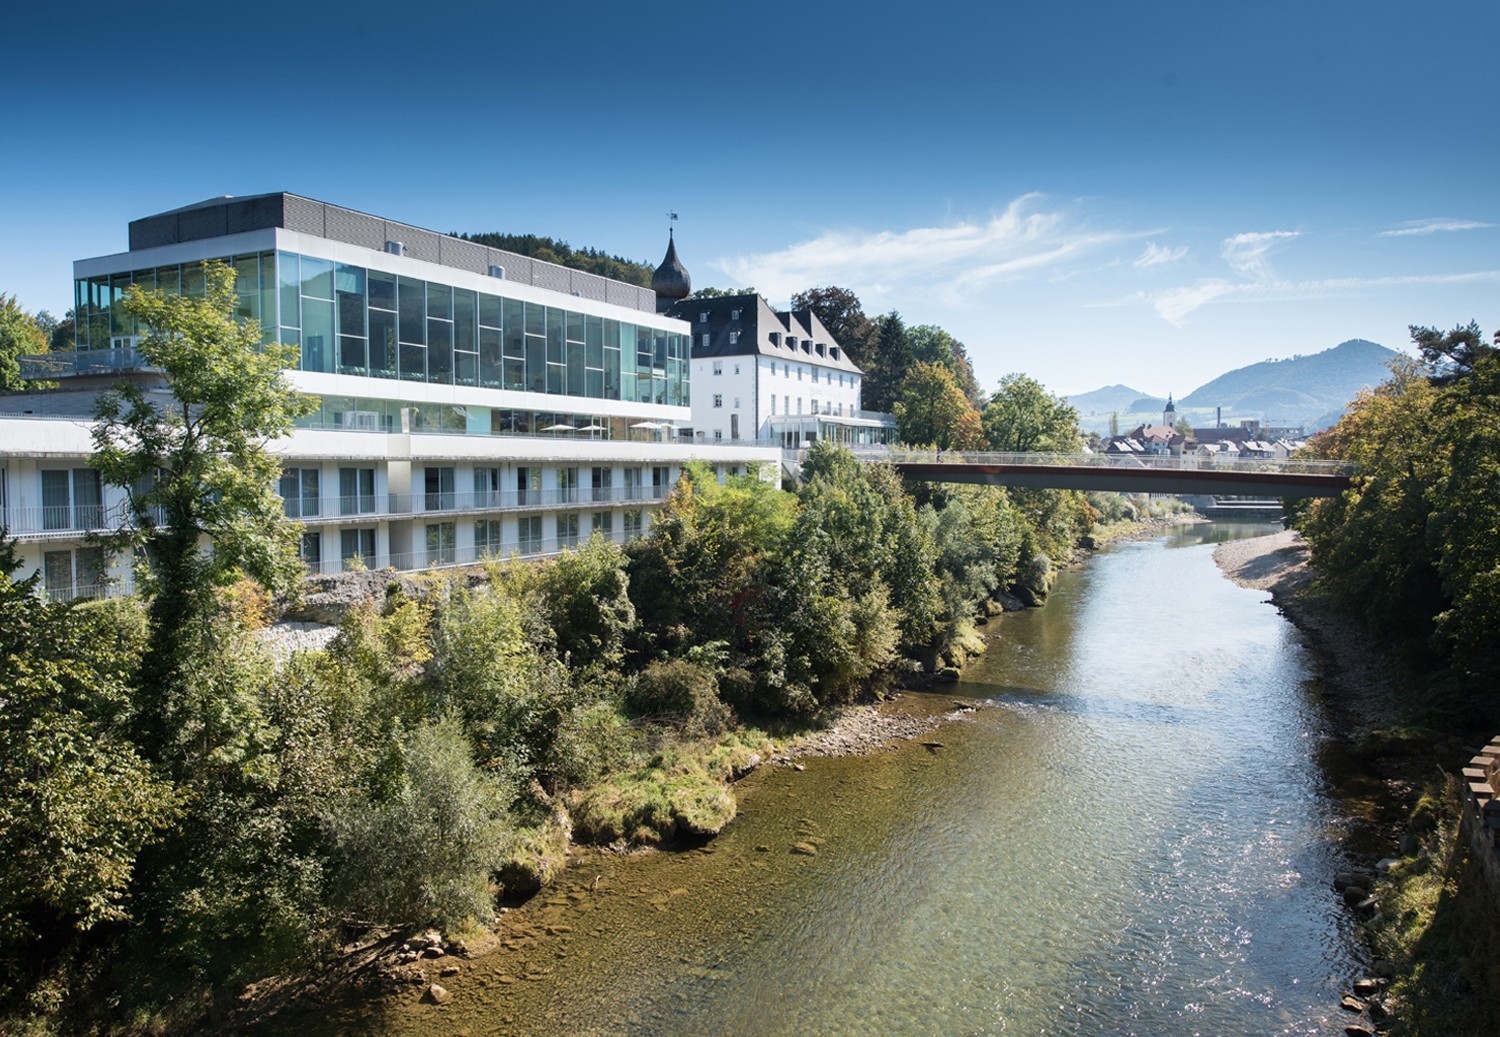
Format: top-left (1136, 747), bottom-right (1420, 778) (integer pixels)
top-left (982, 373), bottom-right (1082, 453)
top-left (894, 361), bottom-right (984, 449)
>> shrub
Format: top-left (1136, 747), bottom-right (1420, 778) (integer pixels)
top-left (625, 660), bottom-right (731, 735)
top-left (327, 720), bottom-right (516, 930)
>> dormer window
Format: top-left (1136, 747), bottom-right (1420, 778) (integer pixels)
top-left (699, 312), bottom-right (708, 323)
top-left (801, 341), bottom-right (811, 354)
top-left (730, 308), bottom-right (741, 320)
top-left (769, 332), bottom-right (781, 346)
top-left (728, 330), bottom-right (739, 346)
top-left (830, 347), bottom-right (841, 361)
top-left (786, 336), bottom-right (797, 350)
top-left (815, 342), bottom-right (826, 357)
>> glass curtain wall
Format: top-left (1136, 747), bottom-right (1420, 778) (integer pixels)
top-left (74, 252), bottom-right (690, 407)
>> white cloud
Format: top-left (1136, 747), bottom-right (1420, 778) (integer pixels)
top-left (1379, 218), bottom-right (1495, 237)
top-left (1121, 270), bottom-right (1500, 326)
top-left (714, 194), bottom-right (1148, 305)
top-left (1134, 242), bottom-right (1189, 269)
top-left (1220, 230), bottom-right (1299, 279)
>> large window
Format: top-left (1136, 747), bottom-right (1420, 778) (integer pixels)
top-left (339, 467), bottom-right (375, 515)
top-left (279, 468), bottom-right (320, 519)
top-left (475, 519), bottom-right (502, 556)
top-left (425, 522), bottom-right (456, 565)
top-left (43, 547), bottom-right (105, 601)
top-left (340, 527), bottom-right (376, 569)
top-left (424, 466), bottom-right (455, 511)
top-left (41, 469), bottom-right (101, 531)
top-left (518, 515), bottom-right (542, 555)
top-left (556, 512), bottom-right (579, 549)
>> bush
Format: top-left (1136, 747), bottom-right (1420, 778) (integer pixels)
top-left (327, 720), bottom-right (516, 930)
top-left (625, 660), bottom-right (732, 736)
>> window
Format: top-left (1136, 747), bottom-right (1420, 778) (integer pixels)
top-left (518, 515), bottom-right (542, 554)
top-left (557, 512), bottom-right (579, 549)
top-left (701, 333), bottom-right (710, 349)
top-left (733, 363), bottom-right (740, 375)
top-left (474, 519), bottom-right (502, 556)
top-left (279, 467), bottom-right (320, 519)
top-left (797, 367), bottom-right (803, 381)
top-left (424, 466), bottom-right (455, 511)
top-left (771, 395), bottom-right (777, 415)
top-left (623, 510), bottom-right (643, 539)
top-left (652, 466), bottom-right (670, 496)
top-left (592, 511), bottom-right (612, 536)
top-left (699, 312), bottom-right (708, 323)
top-left (624, 466), bottom-right (642, 500)
top-left (714, 430), bottom-right (723, 441)
top-left (425, 522), bottom-right (456, 565)
top-left (339, 467), bottom-right (375, 515)
top-left (712, 360), bottom-right (723, 375)
top-left (43, 547), bottom-right (105, 601)
top-left (300, 531), bottom-right (322, 571)
top-left (517, 466), bottom-right (539, 506)
top-left (558, 466), bottom-right (579, 503)
top-left (41, 469), bottom-right (102, 530)
top-left (728, 331), bottom-right (739, 346)
top-left (730, 308), bottom-right (741, 320)
top-left (732, 397), bottom-right (741, 409)
top-left (784, 394), bottom-right (790, 414)
top-left (340, 527), bottom-right (376, 568)
top-left (713, 394), bottom-right (723, 408)
top-left (591, 466), bottom-right (612, 502)
top-left (474, 466), bottom-right (502, 508)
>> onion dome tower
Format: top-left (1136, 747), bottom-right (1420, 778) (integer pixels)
top-left (652, 226), bottom-right (691, 313)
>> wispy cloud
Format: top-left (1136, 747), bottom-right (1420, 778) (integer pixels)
top-left (1134, 242), bottom-right (1189, 269)
top-left (1123, 270), bottom-right (1500, 326)
top-left (715, 194), bottom-right (1150, 305)
top-left (1220, 230), bottom-right (1298, 279)
top-left (1379, 217), bottom-right (1495, 237)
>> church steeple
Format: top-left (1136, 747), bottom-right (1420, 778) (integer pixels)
top-left (651, 218), bottom-right (691, 313)
top-left (1163, 393), bottom-right (1176, 428)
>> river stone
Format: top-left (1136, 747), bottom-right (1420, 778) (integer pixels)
top-left (1341, 885), bottom-right (1370, 905)
top-left (427, 983), bottom-right (452, 1004)
top-left (1352, 977), bottom-right (1385, 996)
top-left (1344, 1026), bottom-right (1374, 1037)
top-left (1375, 857), bottom-right (1402, 872)
top-left (1339, 994), bottom-right (1364, 1012)
top-left (791, 842), bottom-right (818, 856)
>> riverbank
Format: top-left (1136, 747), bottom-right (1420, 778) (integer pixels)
top-left (1215, 529), bottom-right (1500, 1036)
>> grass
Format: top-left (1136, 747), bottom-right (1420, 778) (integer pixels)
top-left (1370, 776), bottom-right (1500, 1036)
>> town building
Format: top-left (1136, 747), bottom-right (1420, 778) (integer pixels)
top-left (0, 194), bottom-right (778, 600)
top-left (659, 289), bottom-right (896, 448)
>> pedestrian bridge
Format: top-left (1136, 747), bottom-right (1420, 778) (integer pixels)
top-left (839, 448), bottom-right (1355, 499)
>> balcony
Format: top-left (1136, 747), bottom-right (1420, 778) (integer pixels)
top-left (19, 347), bottom-right (160, 381)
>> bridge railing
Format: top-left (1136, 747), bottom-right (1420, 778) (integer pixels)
top-left (834, 446), bottom-right (1356, 476)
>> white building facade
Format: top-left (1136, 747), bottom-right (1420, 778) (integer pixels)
top-left (669, 293), bottom-right (894, 448)
top-left (1, 194), bottom-right (778, 599)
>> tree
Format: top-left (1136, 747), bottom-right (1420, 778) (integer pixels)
top-left (893, 361), bottom-right (984, 449)
top-left (1410, 320), bottom-right (1495, 383)
top-left (0, 293), bottom-right (48, 392)
top-left (790, 286), bottom-right (878, 369)
top-left (982, 373), bottom-right (1082, 453)
top-left (862, 311), bottom-right (917, 413)
top-left (907, 324), bottom-right (983, 406)
top-left (90, 260), bottom-right (317, 754)
top-left (687, 286), bottom-right (757, 299)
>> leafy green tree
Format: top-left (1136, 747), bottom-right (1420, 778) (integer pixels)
top-left (790, 286), bottom-right (879, 369)
top-left (982, 372), bottom-right (1082, 453)
top-left (893, 361), bottom-right (984, 449)
top-left (1410, 319), bottom-right (1495, 382)
top-left (0, 544), bottom-right (178, 1007)
top-left (908, 324), bottom-right (983, 405)
top-left (862, 311), bottom-right (917, 413)
top-left (0, 293), bottom-right (48, 391)
top-left (90, 260), bottom-right (316, 752)
top-left (688, 286), bottom-right (757, 299)
top-left (541, 534), bottom-right (637, 670)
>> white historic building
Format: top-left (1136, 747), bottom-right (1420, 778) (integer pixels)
top-left (663, 292), bottom-right (895, 448)
top-left (0, 194), bottom-right (778, 600)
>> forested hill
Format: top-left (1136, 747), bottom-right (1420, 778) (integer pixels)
top-left (456, 232), bottom-right (654, 287)
top-left (1180, 339), bottom-right (1401, 427)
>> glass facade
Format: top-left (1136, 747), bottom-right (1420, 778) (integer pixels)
top-left (74, 251), bottom-right (691, 408)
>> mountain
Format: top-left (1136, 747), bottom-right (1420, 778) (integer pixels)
top-left (1068, 339), bottom-right (1401, 436)
top-left (1066, 384), bottom-right (1155, 415)
top-left (1179, 339), bottom-right (1400, 429)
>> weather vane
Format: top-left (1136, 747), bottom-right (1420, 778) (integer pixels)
top-left (667, 211), bottom-right (679, 224)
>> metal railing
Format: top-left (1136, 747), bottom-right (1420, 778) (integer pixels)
top-left (19, 348), bottom-right (158, 380)
top-left (837, 446), bottom-right (1357, 476)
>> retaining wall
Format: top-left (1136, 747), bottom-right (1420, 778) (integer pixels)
top-left (1460, 736), bottom-right (1500, 896)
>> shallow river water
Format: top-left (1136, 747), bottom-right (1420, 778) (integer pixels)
top-left (314, 523), bottom-right (1364, 1036)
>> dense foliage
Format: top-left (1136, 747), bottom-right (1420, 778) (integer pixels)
top-left (1292, 326), bottom-right (1500, 720)
top-left (0, 438), bottom-right (1108, 1031)
top-left (457, 232), bottom-right (655, 288)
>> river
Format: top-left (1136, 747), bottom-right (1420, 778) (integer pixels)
top-left (313, 523), bottom-right (1364, 1036)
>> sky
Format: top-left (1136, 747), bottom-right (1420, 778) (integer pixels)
top-left (2, 0), bottom-right (1495, 398)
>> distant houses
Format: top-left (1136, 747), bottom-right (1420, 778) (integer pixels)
top-left (1104, 411), bottom-right (1307, 462)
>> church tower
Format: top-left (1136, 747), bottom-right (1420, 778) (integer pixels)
top-left (651, 225), bottom-right (691, 314)
top-left (1163, 394), bottom-right (1177, 429)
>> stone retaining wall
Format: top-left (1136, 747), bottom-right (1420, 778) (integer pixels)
top-left (1461, 736), bottom-right (1500, 897)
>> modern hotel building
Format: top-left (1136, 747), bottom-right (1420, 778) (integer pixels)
top-left (1, 194), bottom-right (778, 599)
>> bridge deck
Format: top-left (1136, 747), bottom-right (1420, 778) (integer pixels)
top-left (835, 449), bottom-right (1354, 499)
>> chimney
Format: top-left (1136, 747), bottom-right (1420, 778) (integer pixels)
top-left (1216, 406), bottom-right (1222, 428)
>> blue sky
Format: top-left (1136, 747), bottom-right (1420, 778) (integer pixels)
top-left (3, 0), bottom-right (1495, 398)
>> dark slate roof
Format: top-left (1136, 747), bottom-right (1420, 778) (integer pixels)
top-left (123, 192), bottom-right (659, 314)
top-left (666, 293), bottom-right (863, 374)
top-left (650, 231), bottom-right (691, 302)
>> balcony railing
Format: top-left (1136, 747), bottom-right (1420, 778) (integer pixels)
top-left (837, 446), bottom-right (1358, 476)
top-left (19, 348), bottom-right (159, 381)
